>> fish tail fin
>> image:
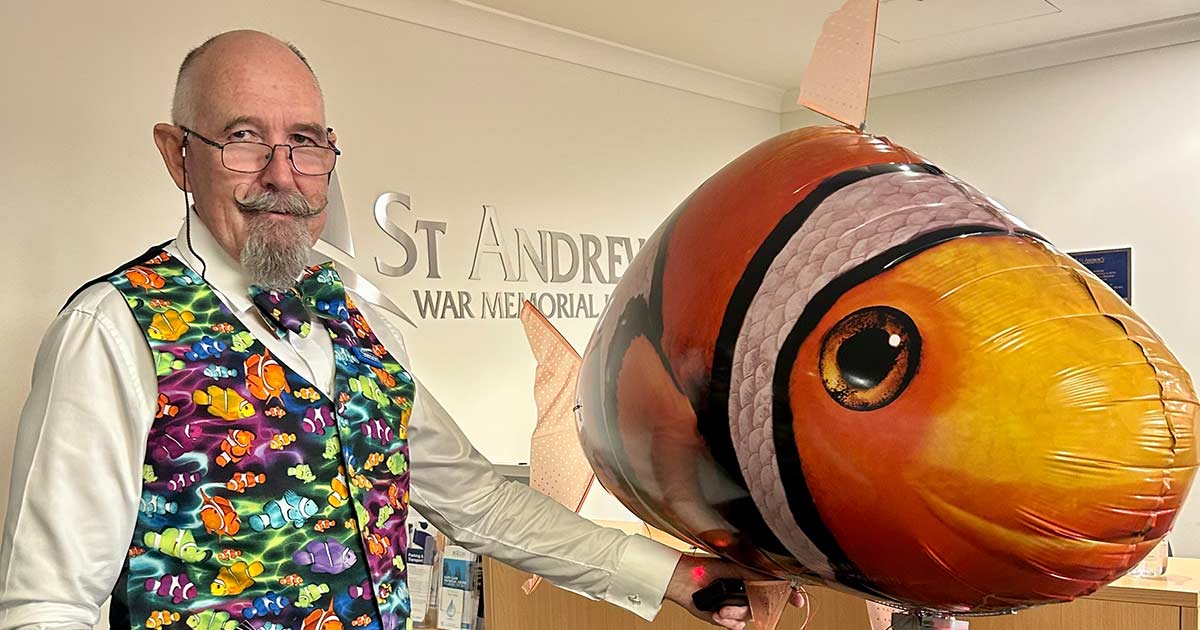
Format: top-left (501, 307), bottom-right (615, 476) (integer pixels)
top-left (249, 561), bottom-right (265, 577)
top-left (192, 390), bottom-right (211, 405)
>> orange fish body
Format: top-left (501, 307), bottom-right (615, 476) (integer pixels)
top-left (349, 314), bottom-right (370, 339)
top-left (156, 393), bottom-right (179, 419)
top-left (245, 350), bottom-right (290, 404)
top-left (211, 322), bottom-right (235, 334)
top-left (145, 610), bottom-right (180, 629)
top-left (370, 367), bottom-right (395, 389)
top-left (215, 429), bottom-right (255, 467)
top-left (198, 490), bottom-right (240, 539)
top-left (328, 474), bottom-right (350, 508)
top-left (572, 126), bottom-right (1199, 614)
top-left (364, 532), bottom-right (390, 558)
top-left (225, 471), bottom-right (266, 493)
top-left (280, 574), bottom-right (305, 587)
top-left (216, 548), bottom-right (242, 562)
top-left (302, 602), bottom-right (343, 630)
top-left (314, 519), bottom-right (336, 532)
top-left (294, 387), bottom-right (321, 402)
top-left (269, 433), bottom-right (296, 450)
top-left (351, 615), bottom-right (370, 627)
top-left (126, 266), bottom-right (166, 291)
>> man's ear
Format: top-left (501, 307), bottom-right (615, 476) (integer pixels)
top-left (153, 123), bottom-right (189, 192)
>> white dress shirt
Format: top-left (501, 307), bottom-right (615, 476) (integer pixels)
top-left (0, 212), bottom-right (681, 630)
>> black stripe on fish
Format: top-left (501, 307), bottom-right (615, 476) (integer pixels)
top-left (771, 225), bottom-right (1012, 591)
top-left (648, 204), bottom-right (794, 564)
top-left (699, 163), bottom-right (939, 564)
top-left (595, 211), bottom-right (798, 568)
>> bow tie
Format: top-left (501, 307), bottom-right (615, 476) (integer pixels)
top-left (249, 262), bottom-right (349, 339)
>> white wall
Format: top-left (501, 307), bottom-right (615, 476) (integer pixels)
top-left (0, 0), bottom-right (777, 541)
top-left (784, 41), bottom-right (1200, 553)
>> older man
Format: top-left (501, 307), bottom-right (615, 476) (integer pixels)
top-left (0, 30), bottom-right (775, 630)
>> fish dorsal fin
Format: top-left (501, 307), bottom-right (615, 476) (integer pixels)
top-left (797, 0), bottom-right (880, 130)
top-left (518, 301), bottom-right (594, 594)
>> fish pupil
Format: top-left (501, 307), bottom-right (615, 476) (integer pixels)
top-left (837, 327), bottom-right (901, 389)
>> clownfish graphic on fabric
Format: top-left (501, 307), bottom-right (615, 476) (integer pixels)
top-left (107, 251), bottom-right (415, 630)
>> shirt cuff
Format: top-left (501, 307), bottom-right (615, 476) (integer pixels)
top-left (601, 534), bottom-right (683, 621)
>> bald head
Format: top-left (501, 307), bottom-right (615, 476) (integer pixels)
top-left (171, 30), bottom-right (322, 128)
top-left (152, 30), bottom-right (333, 282)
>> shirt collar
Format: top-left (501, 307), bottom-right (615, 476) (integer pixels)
top-left (170, 208), bottom-right (256, 314)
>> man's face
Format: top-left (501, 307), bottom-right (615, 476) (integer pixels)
top-left (183, 36), bottom-right (331, 288)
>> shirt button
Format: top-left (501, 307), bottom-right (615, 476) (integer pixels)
top-left (627, 594), bottom-right (641, 605)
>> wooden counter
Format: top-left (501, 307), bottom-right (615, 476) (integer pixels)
top-left (483, 554), bottom-right (1200, 630)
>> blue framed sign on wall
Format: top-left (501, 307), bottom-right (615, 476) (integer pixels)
top-left (1068, 247), bottom-right (1132, 304)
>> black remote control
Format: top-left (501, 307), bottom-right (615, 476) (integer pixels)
top-left (692, 578), bottom-right (749, 611)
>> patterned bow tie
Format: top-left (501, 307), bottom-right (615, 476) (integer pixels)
top-left (249, 262), bottom-right (349, 339)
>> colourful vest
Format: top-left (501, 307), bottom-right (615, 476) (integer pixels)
top-left (106, 250), bottom-right (414, 630)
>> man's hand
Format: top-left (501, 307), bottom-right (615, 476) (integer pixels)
top-left (664, 554), bottom-right (805, 630)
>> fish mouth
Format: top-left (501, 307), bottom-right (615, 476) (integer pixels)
top-left (902, 249), bottom-right (1197, 607)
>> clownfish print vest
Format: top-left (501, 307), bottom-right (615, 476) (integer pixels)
top-left (106, 249), bottom-right (414, 630)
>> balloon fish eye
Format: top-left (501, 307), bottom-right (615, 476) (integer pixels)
top-left (819, 306), bottom-right (921, 411)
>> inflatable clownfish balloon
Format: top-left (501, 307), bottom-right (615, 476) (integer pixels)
top-left (574, 125), bottom-right (1198, 614)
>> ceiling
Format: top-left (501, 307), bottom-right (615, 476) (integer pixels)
top-left (460, 0), bottom-right (1200, 90)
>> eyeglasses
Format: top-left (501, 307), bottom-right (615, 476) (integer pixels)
top-left (180, 126), bottom-right (340, 176)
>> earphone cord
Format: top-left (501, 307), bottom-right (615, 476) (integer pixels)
top-left (181, 132), bottom-right (208, 281)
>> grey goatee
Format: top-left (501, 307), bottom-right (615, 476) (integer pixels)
top-left (235, 189), bottom-right (325, 291)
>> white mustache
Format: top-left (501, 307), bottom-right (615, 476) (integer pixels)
top-left (235, 189), bottom-right (323, 217)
